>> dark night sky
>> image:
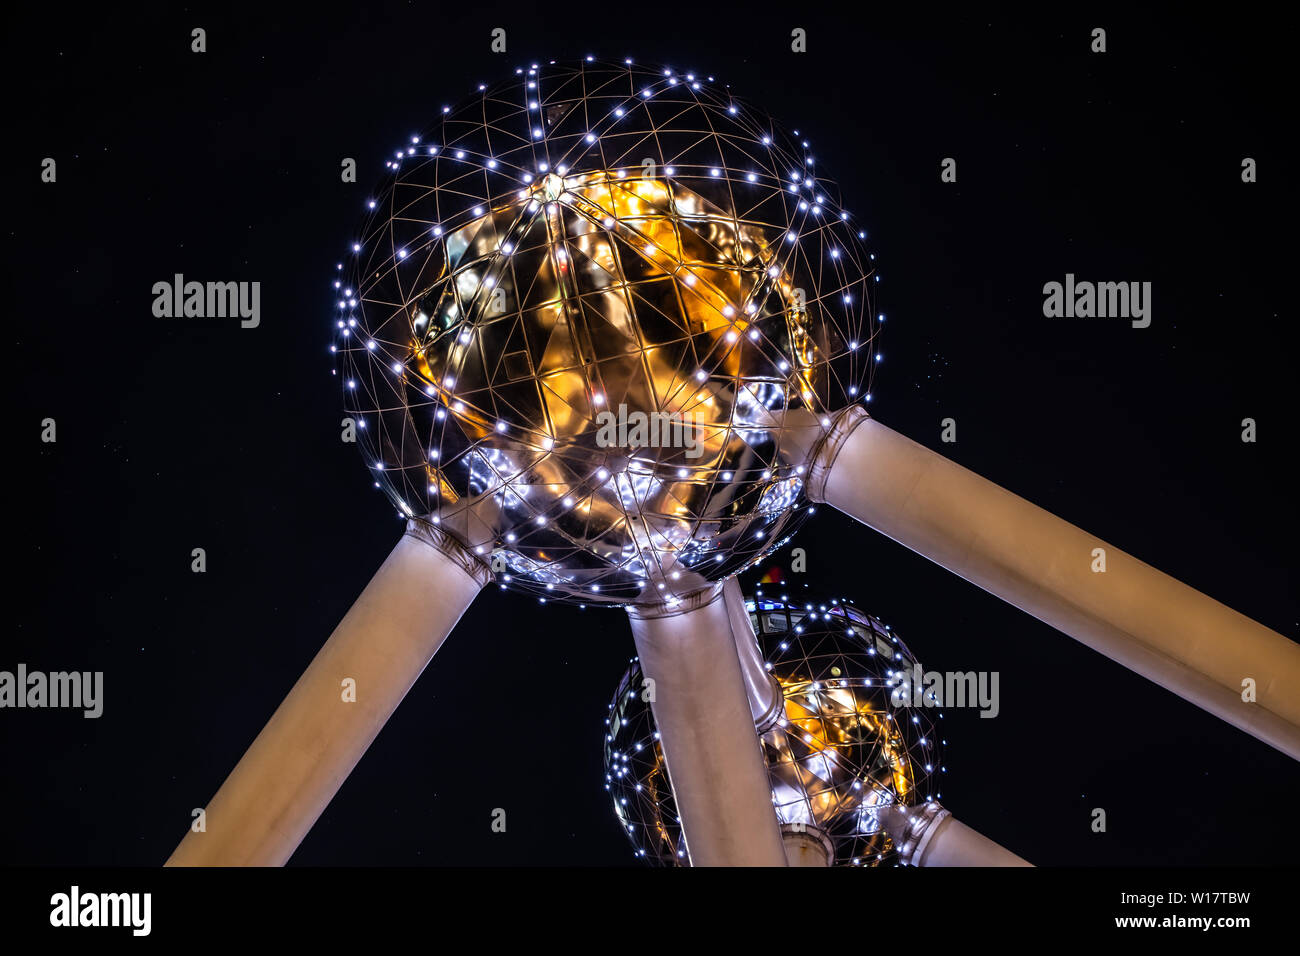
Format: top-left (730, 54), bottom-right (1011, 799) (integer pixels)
top-left (4, 4), bottom-right (1297, 867)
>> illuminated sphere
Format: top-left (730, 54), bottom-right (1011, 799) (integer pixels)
top-left (604, 589), bottom-right (944, 865)
top-left (337, 59), bottom-right (879, 605)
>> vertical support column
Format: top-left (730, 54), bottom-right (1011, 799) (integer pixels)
top-left (627, 586), bottom-right (788, 867)
top-left (782, 825), bottom-right (834, 867)
top-left (167, 522), bottom-right (490, 866)
top-left (805, 406), bottom-right (1300, 760)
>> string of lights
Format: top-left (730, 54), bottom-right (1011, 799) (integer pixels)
top-left (334, 58), bottom-right (882, 606)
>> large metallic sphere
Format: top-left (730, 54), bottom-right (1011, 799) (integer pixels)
top-left (336, 59), bottom-right (878, 605)
top-left (604, 589), bottom-right (944, 865)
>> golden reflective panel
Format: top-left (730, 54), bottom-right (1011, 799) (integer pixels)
top-left (604, 592), bottom-right (944, 865)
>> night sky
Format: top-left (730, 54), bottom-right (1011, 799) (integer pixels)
top-left (5, 4), bottom-right (1297, 867)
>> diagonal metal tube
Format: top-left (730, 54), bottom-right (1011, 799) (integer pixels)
top-left (884, 803), bottom-right (1032, 867)
top-left (800, 406), bottom-right (1300, 760)
top-left (722, 578), bottom-right (785, 733)
top-left (166, 522), bottom-right (490, 866)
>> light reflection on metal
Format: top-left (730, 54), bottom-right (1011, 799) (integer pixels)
top-left (338, 60), bottom-right (877, 605)
top-left (603, 589), bottom-right (944, 866)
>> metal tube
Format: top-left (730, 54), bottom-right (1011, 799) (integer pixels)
top-left (885, 803), bottom-right (1031, 867)
top-left (807, 407), bottom-right (1300, 760)
top-left (166, 522), bottom-right (489, 866)
top-left (782, 826), bottom-right (834, 867)
top-left (722, 578), bottom-right (785, 732)
top-left (627, 586), bottom-right (788, 866)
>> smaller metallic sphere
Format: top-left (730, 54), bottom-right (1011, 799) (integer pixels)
top-left (604, 589), bottom-right (944, 866)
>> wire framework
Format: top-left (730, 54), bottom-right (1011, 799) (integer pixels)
top-left (604, 588), bottom-right (945, 865)
top-left (335, 59), bottom-right (879, 605)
